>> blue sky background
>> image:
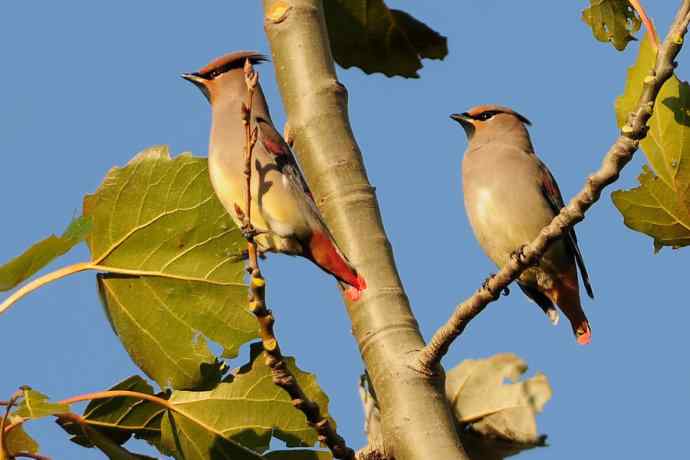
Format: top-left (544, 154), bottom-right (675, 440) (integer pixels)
top-left (0, 1), bottom-right (687, 458)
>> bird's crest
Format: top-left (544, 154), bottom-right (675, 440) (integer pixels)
top-left (194, 51), bottom-right (268, 80)
top-left (465, 104), bottom-right (532, 126)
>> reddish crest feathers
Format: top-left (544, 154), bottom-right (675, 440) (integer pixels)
top-left (195, 51), bottom-right (268, 79)
top-left (466, 104), bottom-right (532, 126)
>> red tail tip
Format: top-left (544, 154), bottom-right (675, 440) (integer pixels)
top-left (345, 286), bottom-right (362, 302)
top-left (355, 275), bottom-right (367, 291)
top-left (576, 323), bottom-right (591, 345)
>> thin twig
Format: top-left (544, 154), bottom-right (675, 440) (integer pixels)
top-left (416, 0), bottom-right (690, 374)
top-left (238, 60), bottom-right (355, 460)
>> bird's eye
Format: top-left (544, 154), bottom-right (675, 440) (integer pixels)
top-left (209, 70), bottom-right (221, 79)
top-left (476, 111), bottom-right (497, 121)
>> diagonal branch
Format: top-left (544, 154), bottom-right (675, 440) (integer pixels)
top-left (417, 0), bottom-right (690, 374)
top-left (238, 60), bottom-right (355, 460)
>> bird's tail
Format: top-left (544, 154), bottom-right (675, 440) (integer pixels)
top-left (548, 272), bottom-right (591, 345)
top-left (307, 231), bottom-right (367, 301)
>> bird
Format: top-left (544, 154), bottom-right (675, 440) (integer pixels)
top-left (450, 105), bottom-right (594, 344)
top-left (182, 51), bottom-right (366, 300)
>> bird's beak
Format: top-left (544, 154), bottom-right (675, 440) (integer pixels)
top-left (450, 113), bottom-right (473, 127)
top-left (181, 73), bottom-right (211, 103)
top-left (450, 113), bottom-right (475, 138)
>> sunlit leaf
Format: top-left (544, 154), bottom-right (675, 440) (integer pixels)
top-left (83, 146), bottom-right (255, 389)
top-left (612, 37), bottom-right (690, 250)
top-left (0, 216), bottom-right (91, 291)
top-left (445, 354), bottom-right (551, 457)
top-left (324, 0), bottom-right (447, 78)
top-left (160, 343), bottom-right (332, 457)
top-left (14, 389), bottom-right (70, 420)
top-left (77, 425), bottom-right (158, 460)
top-left (582, 0), bottom-right (641, 51)
top-left (3, 416), bottom-right (39, 456)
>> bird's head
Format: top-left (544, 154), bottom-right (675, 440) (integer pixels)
top-left (182, 51), bottom-right (268, 104)
top-left (450, 104), bottom-right (532, 141)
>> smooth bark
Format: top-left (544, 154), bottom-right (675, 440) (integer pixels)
top-left (262, 1), bottom-right (466, 459)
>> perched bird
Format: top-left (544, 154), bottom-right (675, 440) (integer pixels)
top-left (451, 105), bottom-right (594, 344)
top-left (182, 51), bottom-right (366, 300)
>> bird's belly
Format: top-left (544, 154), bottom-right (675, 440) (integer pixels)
top-left (207, 152), bottom-right (270, 232)
top-left (466, 185), bottom-right (553, 267)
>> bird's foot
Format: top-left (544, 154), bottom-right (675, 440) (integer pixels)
top-left (482, 273), bottom-right (501, 299)
top-left (511, 244), bottom-right (536, 266)
top-left (546, 307), bottom-right (560, 326)
top-left (240, 224), bottom-right (258, 241)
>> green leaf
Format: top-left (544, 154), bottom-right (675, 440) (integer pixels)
top-left (58, 376), bottom-right (166, 449)
top-left (76, 425), bottom-right (158, 460)
top-left (84, 146), bottom-right (256, 389)
top-left (445, 354), bottom-right (551, 457)
top-left (0, 216), bottom-right (92, 291)
top-left (160, 343), bottom-right (331, 457)
top-left (582, 0), bottom-right (641, 51)
top-left (14, 388), bottom-right (70, 420)
top-left (3, 415), bottom-right (39, 456)
top-left (612, 37), bottom-right (690, 250)
top-left (323, 0), bottom-right (447, 78)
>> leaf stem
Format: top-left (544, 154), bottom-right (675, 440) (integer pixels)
top-left (0, 263), bottom-right (92, 316)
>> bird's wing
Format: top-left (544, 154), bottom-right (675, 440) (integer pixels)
top-left (255, 117), bottom-right (313, 196)
top-left (536, 158), bottom-right (594, 298)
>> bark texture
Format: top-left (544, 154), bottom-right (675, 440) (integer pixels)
top-left (262, 1), bottom-right (467, 459)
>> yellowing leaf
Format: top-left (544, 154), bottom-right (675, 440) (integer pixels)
top-left (323, 0), bottom-right (447, 78)
top-left (14, 388), bottom-right (70, 420)
top-left (83, 146), bottom-right (256, 390)
top-left (582, 0), bottom-right (641, 51)
top-left (0, 216), bottom-right (91, 291)
top-left (3, 416), bottom-right (39, 456)
top-left (445, 354), bottom-right (551, 447)
top-left (612, 37), bottom-right (690, 250)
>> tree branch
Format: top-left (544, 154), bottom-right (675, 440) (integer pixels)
top-left (238, 60), bottom-right (354, 460)
top-left (262, 1), bottom-right (467, 459)
top-left (417, 0), bottom-right (690, 374)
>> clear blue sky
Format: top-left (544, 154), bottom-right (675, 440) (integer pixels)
top-left (0, 1), bottom-right (686, 458)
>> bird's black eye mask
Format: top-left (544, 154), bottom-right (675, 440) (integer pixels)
top-left (465, 109), bottom-right (532, 125)
top-left (465, 110), bottom-right (500, 121)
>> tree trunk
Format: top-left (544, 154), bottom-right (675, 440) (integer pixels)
top-left (262, 1), bottom-right (468, 459)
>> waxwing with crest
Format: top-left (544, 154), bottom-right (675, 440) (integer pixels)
top-left (182, 51), bottom-right (366, 300)
top-left (451, 104), bottom-right (594, 344)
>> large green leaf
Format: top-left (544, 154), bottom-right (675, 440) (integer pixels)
top-left (0, 216), bottom-right (91, 291)
top-left (14, 388), bottom-right (70, 420)
top-left (161, 343), bottom-right (331, 458)
top-left (83, 146), bottom-right (256, 389)
top-left (445, 354), bottom-right (551, 458)
top-left (323, 0), bottom-right (447, 78)
top-left (582, 0), bottom-right (641, 51)
top-left (612, 37), bottom-right (690, 250)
